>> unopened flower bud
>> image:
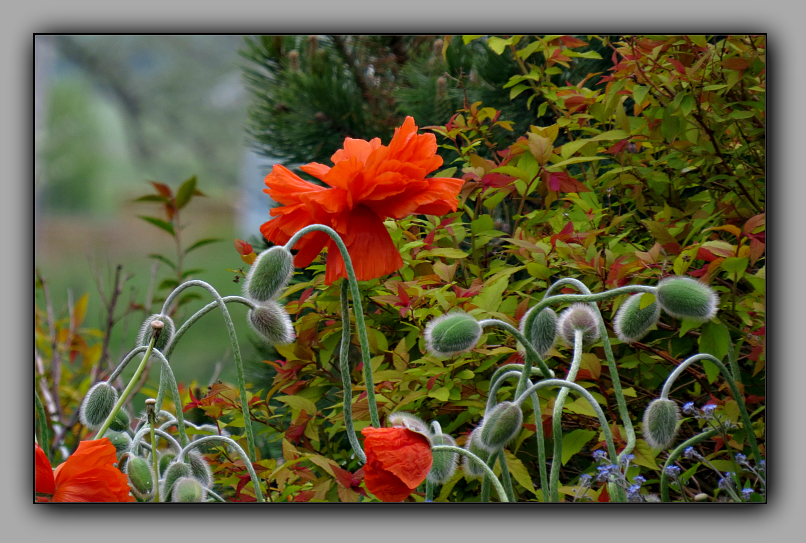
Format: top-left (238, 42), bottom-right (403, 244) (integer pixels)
top-left (247, 301), bottom-right (295, 345)
top-left (105, 430), bottom-right (132, 455)
top-left (126, 456), bottom-right (155, 500)
top-left (520, 307), bottom-right (558, 357)
top-left (137, 314), bottom-right (175, 351)
top-left (244, 246), bottom-right (294, 302)
top-left (388, 412), bottom-right (430, 437)
top-left (158, 453), bottom-right (176, 477)
top-left (186, 451), bottom-right (213, 488)
top-left (462, 427), bottom-right (491, 479)
top-left (479, 401), bottom-right (523, 452)
top-left (79, 382), bottom-right (118, 430)
top-left (642, 399), bottom-right (680, 450)
top-left (424, 311), bottom-right (482, 358)
top-left (161, 461), bottom-right (192, 502)
top-left (655, 277), bottom-right (719, 322)
top-left (427, 433), bottom-right (458, 485)
top-left (172, 477), bottom-right (206, 502)
top-left (613, 294), bottom-right (660, 343)
top-left (557, 303), bottom-right (600, 347)
top-left (109, 407), bottom-right (131, 433)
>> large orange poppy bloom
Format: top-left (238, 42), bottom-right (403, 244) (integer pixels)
top-left (260, 116), bottom-right (464, 284)
top-left (360, 426), bottom-right (432, 502)
top-left (35, 439), bottom-right (135, 502)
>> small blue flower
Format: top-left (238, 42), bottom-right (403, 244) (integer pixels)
top-left (628, 484), bottom-right (641, 495)
top-left (682, 402), bottom-right (695, 414)
top-left (632, 475), bottom-right (646, 484)
top-left (701, 404), bottom-right (718, 418)
top-left (759, 460), bottom-right (766, 471)
top-left (619, 454), bottom-right (635, 466)
top-left (592, 450), bottom-right (607, 462)
top-left (741, 488), bottom-right (754, 499)
top-left (596, 464), bottom-right (619, 482)
top-left (665, 465), bottom-right (681, 477)
top-left (718, 472), bottom-right (735, 490)
top-left (683, 446), bottom-right (696, 459)
top-left (579, 474), bottom-right (592, 484)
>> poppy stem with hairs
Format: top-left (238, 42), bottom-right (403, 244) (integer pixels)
top-left (145, 398), bottom-right (160, 502)
top-left (285, 224), bottom-right (380, 428)
top-left (159, 280), bottom-right (257, 463)
top-left (95, 334), bottom-right (156, 440)
top-left (178, 435), bottom-right (265, 503)
top-left (431, 445), bottom-right (509, 502)
top-left (339, 279), bottom-right (367, 462)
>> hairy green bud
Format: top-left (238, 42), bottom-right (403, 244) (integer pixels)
top-left (126, 456), bottom-right (155, 500)
top-left (427, 433), bottom-right (458, 485)
top-left (642, 399), bottom-right (680, 450)
top-left (172, 477), bottom-right (206, 502)
top-left (79, 382), bottom-right (118, 430)
top-left (161, 461), bottom-right (192, 502)
top-left (479, 401), bottom-right (523, 452)
top-left (655, 277), bottom-right (719, 322)
top-left (424, 311), bottom-right (482, 358)
top-left (613, 294), bottom-right (660, 344)
top-left (462, 427), bottom-right (491, 479)
top-left (247, 301), bottom-right (295, 345)
top-left (557, 303), bottom-right (600, 347)
top-left (136, 314), bottom-right (175, 351)
top-left (186, 451), bottom-right (213, 488)
top-left (158, 453), bottom-right (176, 477)
top-left (105, 430), bottom-right (132, 455)
top-left (388, 412), bottom-right (430, 436)
top-left (109, 407), bottom-right (131, 433)
top-left (244, 245), bottom-right (295, 302)
top-left (520, 307), bottom-right (557, 357)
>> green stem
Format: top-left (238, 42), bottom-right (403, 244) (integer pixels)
top-left (179, 435), bottom-right (265, 503)
top-left (514, 379), bottom-right (623, 502)
top-left (498, 451), bottom-right (516, 502)
top-left (35, 391), bottom-right (51, 462)
top-left (425, 478), bottom-right (435, 502)
top-left (727, 337), bottom-right (743, 386)
top-left (285, 224), bottom-right (379, 428)
top-left (477, 319), bottom-right (554, 394)
top-left (146, 349), bottom-right (189, 447)
top-left (549, 329), bottom-right (584, 503)
top-left (339, 279), bottom-right (366, 463)
top-left (95, 336), bottom-right (156, 440)
top-left (130, 426), bottom-right (182, 457)
top-left (660, 429), bottom-right (720, 502)
top-left (659, 353), bottom-right (762, 467)
top-left (432, 445), bottom-right (509, 502)
top-left (147, 407), bottom-right (160, 502)
top-left (160, 281), bottom-right (256, 462)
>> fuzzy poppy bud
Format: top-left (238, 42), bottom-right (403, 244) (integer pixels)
top-left (388, 412), bottom-right (430, 436)
top-left (158, 453), bottom-right (176, 477)
top-left (427, 433), bottom-right (458, 485)
top-left (105, 430), bottom-right (132, 455)
top-left (126, 456), bottom-right (155, 500)
top-left (557, 303), bottom-right (600, 347)
top-left (643, 399), bottom-right (680, 450)
top-left (247, 300), bottom-right (295, 345)
top-left (137, 314), bottom-right (175, 351)
top-left (462, 427), bottom-right (491, 479)
top-left (172, 477), bottom-right (206, 502)
top-left (244, 246), bottom-right (294, 303)
top-left (655, 277), bottom-right (719, 322)
top-left (79, 382), bottom-right (118, 430)
top-left (109, 407), bottom-right (131, 433)
top-left (161, 461), bottom-right (192, 502)
top-left (479, 401), bottom-right (523, 452)
top-left (613, 294), bottom-right (660, 344)
top-left (520, 307), bottom-right (558, 357)
top-left (424, 311), bottom-right (482, 358)
top-left (186, 451), bottom-right (213, 488)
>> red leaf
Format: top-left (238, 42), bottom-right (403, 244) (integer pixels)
top-left (548, 172), bottom-right (561, 191)
top-left (150, 181), bottom-right (173, 197)
top-left (397, 283), bottom-right (411, 306)
top-left (292, 490), bottom-right (316, 502)
top-left (426, 374), bottom-right (440, 391)
top-left (598, 484), bottom-right (610, 502)
top-left (722, 58), bottom-right (749, 71)
top-left (668, 58), bottom-right (686, 74)
top-left (560, 35), bottom-right (588, 48)
top-left (605, 139), bottom-right (630, 155)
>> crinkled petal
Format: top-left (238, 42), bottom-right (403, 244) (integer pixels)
top-left (35, 444), bottom-right (55, 496)
top-left (362, 453), bottom-right (415, 502)
top-left (51, 439), bottom-right (134, 502)
top-left (263, 165), bottom-right (326, 205)
top-left (361, 427), bottom-right (432, 490)
top-left (331, 137), bottom-right (382, 164)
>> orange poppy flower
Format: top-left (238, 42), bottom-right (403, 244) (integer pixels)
top-left (35, 439), bottom-right (135, 502)
top-left (360, 426), bottom-right (432, 502)
top-left (260, 116), bottom-right (464, 284)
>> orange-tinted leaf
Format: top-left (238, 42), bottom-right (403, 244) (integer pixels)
top-left (722, 58), bottom-right (749, 71)
top-left (150, 181), bottom-right (173, 197)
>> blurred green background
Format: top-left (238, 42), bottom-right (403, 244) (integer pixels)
top-left (34, 35), bottom-right (276, 391)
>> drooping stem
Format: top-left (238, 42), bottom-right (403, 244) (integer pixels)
top-left (160, 280), bottom-right (256, 462)
top-left (178, 435), bottom-right (265, 503)
top-left (285, 224), bottom-right (379, 428)
top-left (425, 479), bottom-right (435, 502)
top-left (146, 349), bottom-right (189, 447)
top-left (548, 329), bottom-right (585, 502)
top-left (95, 336), bottom-right (156, 440)
top-left (146, 402), bottom-right (160, 502)
top-left (477, 318), bottom-right (554, 393)
top-left (660, 353), bottom-right (762, 466)
top-left (660, 428), bottom-right (720, 502)
top-left (339, 279), bottom-right (366, 463)
top-left (431, 445), bottom-right (509, 502)
top-left (130, 426), bottom-right (183, 457)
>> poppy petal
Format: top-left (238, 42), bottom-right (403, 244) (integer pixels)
top-left (361, 427), bottom-right (432, 490)
top-left (35, 444), bottom-right (55, 496)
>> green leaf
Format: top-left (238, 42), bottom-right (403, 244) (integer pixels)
top-left (428, 387), bottom-right (450, 402)
top-left (276, 395), bottom-right (318, 418)
top-left (175, 175), bottom-right (197, 209)
top-left (503, 451), bottom-right (536, 494)
top-left (418, 248), bottom-right (468, 259)
top-left (699, 322), bottom-right (731, 383)
top-left (472, 276), bottom-right (509, 313)
top-left (561, 429), bottom-right (596, 465)
top-left (462, 35), bottom-right (483, 44)
top-left (487, 36), bottom-right (510, 55)
top-left (138, 216), bottom-right (176, 237)
top-left (184, 238), bottom-right (223, 255)
top-left (632, 439), bottom-right (659, 469)
top-left (510, 84), bottom-right (530, 100)
top-left (721, 257), bottom-right (749, 275)
top-left (639, 292), bottom-right (656, 310)
top-left (148, 253), bottom-right (176, 270)
top-left (132, 194), bottom-right (171, 203)
top-left (544, 156), bottom-right (606, 172)
top-left (632, 85), bottom-right (649, 107)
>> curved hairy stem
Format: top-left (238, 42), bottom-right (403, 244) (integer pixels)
top-left (660, 353), bottom-right (762, 466)
top-left (160, 280), bottom-right (256, 462)
top-left (285, 224), bottom-right (379, 428)
top-left (477, 319), bottom-right (554, 395)
top-left (660, 428), bottom-right (720, 502)
top-left (131, 426), bottom-right (183, 457)
top-left (432, 445), bottom-right (509, 502)
top-left (178, 435), bottom-right (264, 503)
top-left (148, 349), bottom-right (189, 447)
top-left (339, 279), bottom-right (366, 463)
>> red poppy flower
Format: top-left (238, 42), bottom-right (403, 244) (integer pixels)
top-left (360, 426), bottom-right (432, 502)
top-left (35, 439), bottom-right (135, 502)
top-left (260, 116), bottom-right (464, 285)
